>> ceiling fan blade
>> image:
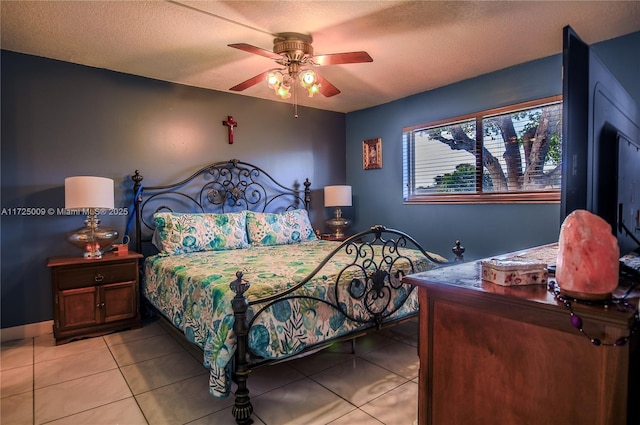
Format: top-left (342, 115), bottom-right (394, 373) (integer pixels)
top-left (228, 43), bottom-right (281, 60)
top-left (313, 51), bottom-right (373, 66)
top-left (316, 74), bottom-right (341, 97)
top-left (229, 70), bottom-right (270, 92)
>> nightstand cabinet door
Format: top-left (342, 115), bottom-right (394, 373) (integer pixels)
top-left (102, 281), bottom-right (138, 323)
top-left (48, 252), bottom-right (143, 345)
top-left (58, 286), bottom-right (100, 328)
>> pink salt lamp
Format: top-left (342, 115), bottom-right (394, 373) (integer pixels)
top-left (556, 209), bottom-right (620, 299)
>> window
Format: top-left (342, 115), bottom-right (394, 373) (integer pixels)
top-left (403, 96), bottom-right (562, 203)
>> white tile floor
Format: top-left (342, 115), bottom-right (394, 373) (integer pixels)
top-left (1, 317), bottom-right (420, 424)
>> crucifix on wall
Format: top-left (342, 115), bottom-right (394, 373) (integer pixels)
top-left (222, 116), bottom-right (238, 144)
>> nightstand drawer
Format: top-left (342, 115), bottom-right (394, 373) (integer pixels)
top-left (57, 261), bottom-right (137, 289)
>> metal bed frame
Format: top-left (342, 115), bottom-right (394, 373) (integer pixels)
top-left (131, 159), bottom-right (463, 424)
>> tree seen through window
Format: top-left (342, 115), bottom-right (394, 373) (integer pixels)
top-left (404, 96), bottom-right (562, 202)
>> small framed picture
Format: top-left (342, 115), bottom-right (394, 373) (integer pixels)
top-left (363, 138), bottom-right (382, 170)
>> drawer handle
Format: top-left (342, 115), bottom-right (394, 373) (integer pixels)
top-left (94, 274), bottom-right (104, 282)
top-left (96, 302), bottom-right (105, 309)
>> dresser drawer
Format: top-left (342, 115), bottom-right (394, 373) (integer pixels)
top-left (56, 261), bottom-right (137, 290)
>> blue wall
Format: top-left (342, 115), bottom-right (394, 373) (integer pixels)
top-left (591, 31), bottom-right (640, 102)
top-left (1, 51), bottom-right (346, 328)
top-left (346, 31), bottom-right (640, 260)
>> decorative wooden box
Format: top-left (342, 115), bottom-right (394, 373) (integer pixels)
top-left (481, 259), bottom-right (548, 286)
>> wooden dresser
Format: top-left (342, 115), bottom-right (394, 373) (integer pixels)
top-left (404, 244), bottom-right (639, 425)
top-left (47, 251), bottom-right (143, 344)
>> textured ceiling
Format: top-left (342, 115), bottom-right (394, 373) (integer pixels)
top-left (2, 1), bottom-right (640, 113)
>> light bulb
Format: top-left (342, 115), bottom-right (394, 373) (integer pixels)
top-left (276, 84), bottom-right (291, 99)
top-left (299, 70), bottom-right (317, 88)
top-left (307, 83), bottom-right (321, 97)
top-left (266, 71), bottom-right (283, 90)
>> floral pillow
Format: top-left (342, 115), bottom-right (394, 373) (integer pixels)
top-left (246, 209), bottom-right (317, 246)
top-left (153, 211), bottom-right (249, 255)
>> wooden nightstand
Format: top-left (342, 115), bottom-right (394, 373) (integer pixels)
top-left (47, 251), bottom-right (143, 345)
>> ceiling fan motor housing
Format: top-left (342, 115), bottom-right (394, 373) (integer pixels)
top-left (273, 33), bottom-right (313, 62)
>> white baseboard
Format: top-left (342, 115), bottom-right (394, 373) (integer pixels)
top-left (1, 321), bottom-right (53, 342)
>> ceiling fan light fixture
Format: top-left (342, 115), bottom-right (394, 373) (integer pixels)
top-left (299, 69), bottom-right (320, 97)
top-left (266, 71), bottom-right (283, 90)
top-left (300, 70), bottom-right (317, 87)
top-left (276, 84), bottom-right (291, 99)
top-left (306, 83), bottom-right (321, 97)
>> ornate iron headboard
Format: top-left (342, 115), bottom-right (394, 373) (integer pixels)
top-left (131, 159), bottom-right (311, 254)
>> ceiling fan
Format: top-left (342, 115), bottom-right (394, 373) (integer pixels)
top-left (228, 32), bottom-right (373, 99)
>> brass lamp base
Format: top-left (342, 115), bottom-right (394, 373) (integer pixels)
top-left (325, 207), bottom-right (351, 238)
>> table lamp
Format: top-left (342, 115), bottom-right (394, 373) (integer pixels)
top-left (324, 185), bottom-right (352, 238)
top-left (65, 176), bottom-right (119, 259)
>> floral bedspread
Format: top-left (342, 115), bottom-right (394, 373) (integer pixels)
top-left (142, 240), bottom-right (443, 398)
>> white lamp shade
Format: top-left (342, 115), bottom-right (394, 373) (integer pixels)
top-left (324, 185), bottom-right (352, 207)
top-left (65, 176), bottom-right (115, 209)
